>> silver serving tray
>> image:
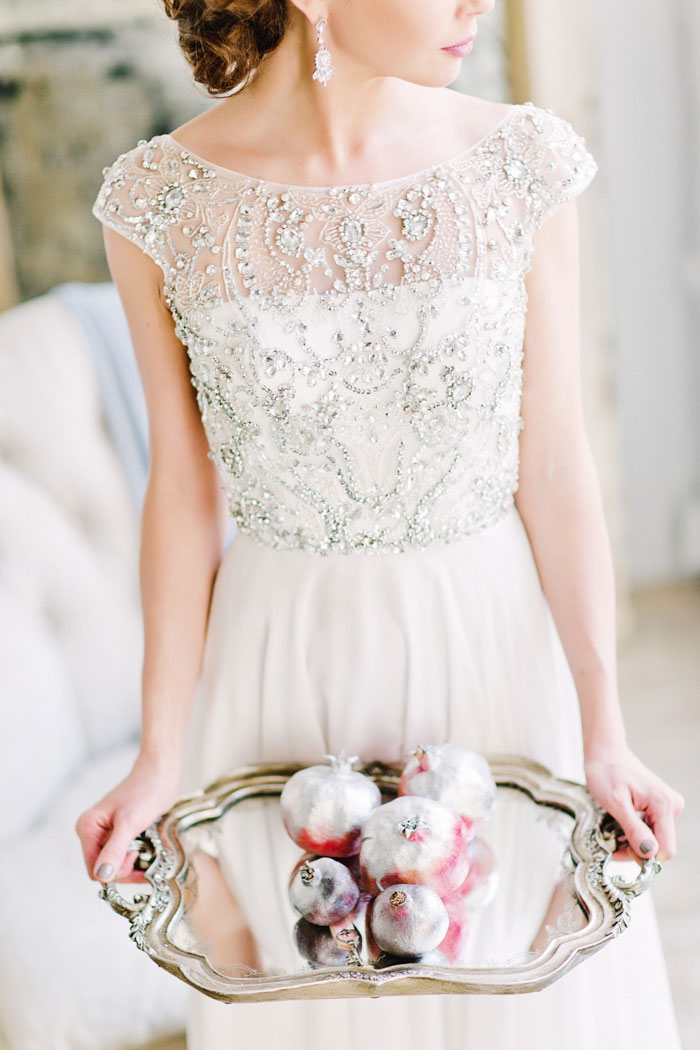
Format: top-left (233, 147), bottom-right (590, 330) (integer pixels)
top-left (97, 755), bottom-right (660, 1002)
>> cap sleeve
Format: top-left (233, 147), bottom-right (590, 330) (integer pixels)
top-left (91, 137), bottom-right (179, 276)
top-left (519, 104), bottom-right (599, 231)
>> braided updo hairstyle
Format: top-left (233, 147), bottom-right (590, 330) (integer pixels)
top-left (161, 0), bottom-right (291, 96)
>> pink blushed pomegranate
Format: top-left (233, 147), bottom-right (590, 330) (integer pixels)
top-left (398, 743), bottom-right (497, 835)
top-left (457, 835), bottom-right (499, 911)
top-left (359, 794), bottom-right (470, 897)
top-left (436, 837), bottom-right (499, 963)
top-left (280, 751), bottom-right (382, 857)
top-left (437, 890), bottom-right (473, 964)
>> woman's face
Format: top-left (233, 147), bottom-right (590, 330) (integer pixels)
top-left (326, 0), bottom-right (496, 88)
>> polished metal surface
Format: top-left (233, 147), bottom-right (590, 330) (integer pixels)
top-left (98, 755), bottom-right (661, 1003)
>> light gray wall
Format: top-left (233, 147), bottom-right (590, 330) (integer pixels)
top-left (0, 14), bottom-right (207, 300)
top-left (593, 0), bottom-right (700, 586)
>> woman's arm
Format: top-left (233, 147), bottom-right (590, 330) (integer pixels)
top-left (515, 199), bottom-right (684, 864)
top-left (104, 226), bottom-right (229, 768)
top-left (76, 227), bottom-right (229, 882)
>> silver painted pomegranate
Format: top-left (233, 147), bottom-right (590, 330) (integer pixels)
top-left (369, 884), bottom-right (449, 957)
top-left (280, 750), bottom-right (382, 857)
top-left (359, 794), bottom-right (470, 897)
top-left (437, 889), bottom-right (473, 964)
top-left (288, 857), bottom-right (360, 926)
top-left (436, 837), bottom-right (499, 963)
top-left (294, 918), bottom-right (353, 968)
top-left (288, 849), bottom-right (362, 890)
top-left (398, 743), bottom-right (497, 834)
top-left (458, 835), bottom-right (500, 910)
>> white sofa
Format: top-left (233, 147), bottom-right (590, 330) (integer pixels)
top-left (0, 283), bottom-right (188, 1050)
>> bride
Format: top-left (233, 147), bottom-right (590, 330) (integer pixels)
top-left (76, 1), bottom-right (684, 1046)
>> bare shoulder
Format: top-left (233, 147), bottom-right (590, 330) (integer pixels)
top-left (437, 89), bottom-right (515, 138)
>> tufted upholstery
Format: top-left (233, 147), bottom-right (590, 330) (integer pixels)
top-left (0, 285), bottom-right (187, 1049)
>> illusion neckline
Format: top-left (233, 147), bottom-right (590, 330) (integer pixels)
top-left (161, 103), bottom-right (524, 193)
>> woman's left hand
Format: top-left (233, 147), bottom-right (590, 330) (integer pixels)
top-left (583, 742), bottom-right (685, 865)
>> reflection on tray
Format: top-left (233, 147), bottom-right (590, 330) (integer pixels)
top-left (172, 783), bottom-right (587, 979)
top-left (99, 755), bottom-right (661, 1000)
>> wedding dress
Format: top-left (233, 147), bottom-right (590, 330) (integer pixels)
top-left (92, 101), bottom-right (683, 1049)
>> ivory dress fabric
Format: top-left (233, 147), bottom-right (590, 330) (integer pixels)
top-left (93, 101), bottom-right (683, 1049)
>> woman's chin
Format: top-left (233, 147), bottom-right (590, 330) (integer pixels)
top-left (398, 66), bottom-right (465, 90)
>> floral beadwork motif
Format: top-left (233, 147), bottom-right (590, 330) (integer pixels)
top-left (92, 101), bottom-right (598, 555)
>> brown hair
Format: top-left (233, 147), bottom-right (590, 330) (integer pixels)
top-left (161, 0), bottom-right (290, 96)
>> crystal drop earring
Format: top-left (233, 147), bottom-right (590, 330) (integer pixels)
top-left (312, 17), bottom-right (335, 86)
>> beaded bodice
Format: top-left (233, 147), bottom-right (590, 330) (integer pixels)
top-left (92, 101), bottom-right (597, 555)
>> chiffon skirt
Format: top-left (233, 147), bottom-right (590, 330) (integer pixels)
top-left (178, 502), bottom-right (682, 1049)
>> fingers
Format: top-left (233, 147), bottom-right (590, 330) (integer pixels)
top-left (644, 791), bottom-right (677, 863)
top-left (75, 809), bottom-right (147, 883)
top-left (604, 789), bottom-right (658, 861)
top-left (611, 842), bottom-right (646, 865)
top-left (91, 811), bottom-right (144, 882)
top-left (605, 780), bottom-right (685, 864)
top-left (115, 848), bottom-right (151, 884)
top-left (75, 809), bottom-right (114, 882)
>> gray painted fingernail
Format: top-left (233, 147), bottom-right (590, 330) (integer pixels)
top-left (95, 863), bottom-right (114, 880)
top-left (639, 840), bottom-right (656, 855)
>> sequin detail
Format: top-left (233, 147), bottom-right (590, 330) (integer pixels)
top-left (92, 101), bottom-right (598, 555)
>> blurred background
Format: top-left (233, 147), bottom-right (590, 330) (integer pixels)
top-left (0, 1), bottom-right (697, 1048)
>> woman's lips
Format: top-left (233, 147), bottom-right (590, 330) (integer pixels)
top-left (441, 36), bottom-right (476, 57)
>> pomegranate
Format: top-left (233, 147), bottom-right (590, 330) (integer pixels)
top-left (436, 890), bottom-right (473, 964)
top-left (288, 849), bottom-right (362, 890)
top-left (359, 794), bottom-right (470, 897)
top-left (399, 743), bottom-right (497, 835)
top-left (457, 835), bottom-right (499, 911)
top-left (369, 884), bottom-right (449, 957)
top-left (280, 751), bottom-right (381, 857)
top-left (288, 857), bottom-right (360, 926)
top-left (294, 918), bottom-right (353, 968)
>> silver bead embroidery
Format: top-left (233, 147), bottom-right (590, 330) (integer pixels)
top-left (92, 102), bottom-right (598, 556)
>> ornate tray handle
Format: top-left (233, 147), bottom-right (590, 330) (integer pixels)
top-left (97, 825), bottom-right (176, 952)
top-left (95, 757), bottom-right (663, 999)
top-left (594, 810), bottom-right (662, 898)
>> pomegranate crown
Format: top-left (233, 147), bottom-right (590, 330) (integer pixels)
top-left (397, 813), bottom-right (429, 838)
top-left (322, 749), bottom-right (360, 771)
top-left (411, 743), bottom-right (442, 772)
top-left (300, 860), bottom-right (318, 885)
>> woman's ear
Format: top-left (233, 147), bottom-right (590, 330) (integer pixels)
top-left (285, 0), bottom-right (323, 23)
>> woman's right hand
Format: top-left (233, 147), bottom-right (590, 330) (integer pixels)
top-left (75, 754), bottom-right (183, 884)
